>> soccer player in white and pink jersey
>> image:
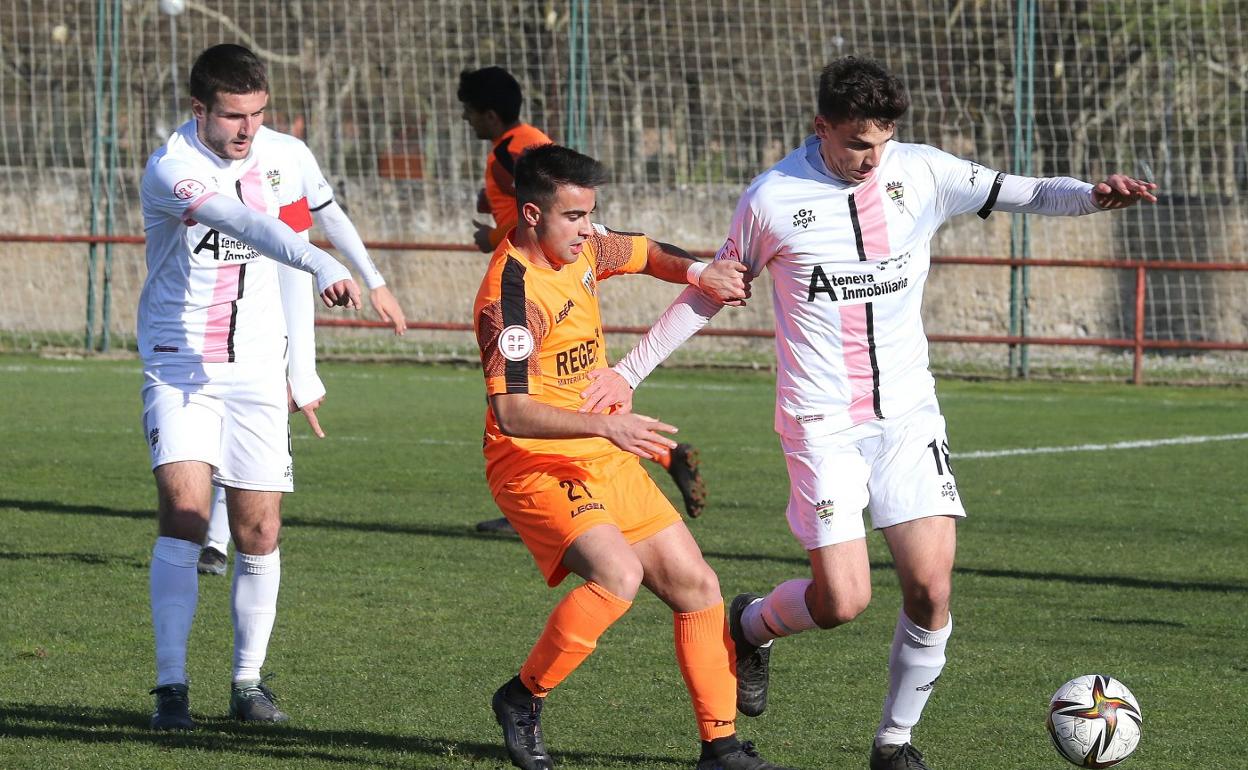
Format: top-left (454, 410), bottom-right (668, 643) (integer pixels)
top-left (139, 43), bottom-right (362, 731)
top-left (196, 135), bottom-right (410, 577)
top-left (581, 57), bottom-right (1157, 770)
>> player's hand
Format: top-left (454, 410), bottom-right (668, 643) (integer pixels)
top-left (287, 384), bottom-right (326, 439)
top-left (298, 397), bottom-right (326, 439)
top-left (321, 278), bottom-right (361, 309)
top-left (476, 188), bottom-right (491, 214)
top-left (472, 220), bottom-right (494, 253)
top-left (580, 368), bottom-right (634, 414)
top-left (369, 285), bottom-right (407, 336)
top-left (697, 260), bottom-right (752, 306)
top-left (1092, 174), bottom-right (1158, 209)
top-left (602, 412), bottom-right (677, 459)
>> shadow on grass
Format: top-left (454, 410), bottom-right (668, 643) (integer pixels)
top-left (1085, 616), bottom-right (1188, 628)
top-left (0, 701), bottom-right (687, 769)
top-left (0, 550), bottom-right (147, 568)
top-left (5, 497), bottom-right (1245, 595)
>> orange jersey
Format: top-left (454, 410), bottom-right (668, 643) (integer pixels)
top-left (473, 226), bottom-right (649, 493)
top-left (484, 123), bottom-right (553, 247)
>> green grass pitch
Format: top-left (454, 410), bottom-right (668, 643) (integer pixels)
top-left (1, 356), bottom-right (1245, 769)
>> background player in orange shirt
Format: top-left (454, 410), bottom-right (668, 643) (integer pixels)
top-left (459, 66), bottom-right (708, 533)
top-left (474, 144), bottom-right (787, 770)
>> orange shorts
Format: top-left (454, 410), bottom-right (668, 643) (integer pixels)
top-left (492, 450), bottom-right (682, 586)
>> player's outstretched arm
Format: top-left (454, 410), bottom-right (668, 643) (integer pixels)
top-left (987, 173), bottom-right (1158, 219)
top-left (192, 195), bottom-right (360, 309)
top-left (609, 286), bottom-right (724, 391)
top-left (491, 393), bottom-right (677, 459)
top-left (642, 239), bottom-right (750, 306)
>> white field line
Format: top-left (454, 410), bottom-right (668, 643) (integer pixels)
top-left (33, 425), bottom-right (1246, 457)
top-left (953, 432), bottom-right (1248, 460)
top-left (12, 419), bottom-right (1248, 456)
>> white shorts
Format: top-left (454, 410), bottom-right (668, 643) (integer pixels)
top-left (782, 398), bottom-right (965, 550)
top-left (141, 361), bottom-right (293, 492)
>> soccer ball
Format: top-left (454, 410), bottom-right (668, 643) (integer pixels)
top-left (1046, 675), bottom-right (1142, 768)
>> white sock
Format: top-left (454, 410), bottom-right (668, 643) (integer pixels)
top-left (875, 611), bottom-right (952, 747)
top-left (231, 548), bottom-right (281, 683)
top-left (204, 487), bottom-right (231, 555)
top-left (150, 536), bottom-right (201, 687)
top-left (742, 578), bottom-right (818, 646)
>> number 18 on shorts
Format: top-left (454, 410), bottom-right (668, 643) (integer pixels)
top-left (782, 399), bottom-right (965, 550)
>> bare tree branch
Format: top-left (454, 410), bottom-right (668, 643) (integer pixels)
top-left (184, 2), bottom-right (305, 68)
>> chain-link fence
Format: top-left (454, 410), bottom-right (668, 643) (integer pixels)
top-left (2, 1), bottom-right (1245, 379)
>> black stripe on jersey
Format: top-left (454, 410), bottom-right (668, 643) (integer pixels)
top-left (865, 302), bottom-right (884, 419)
top-left (226, 263), bottom-right (247, 363)
top-left (309, 198), bottom-right (334, 212)
top-left (494, 137), bottom-right (517, 175)
top-left (976, 172), bottom-right (1006, 219)
top-left (848, 194), bottom-right (867, 261)
top-left (500, 258), bottom-right (530, 393)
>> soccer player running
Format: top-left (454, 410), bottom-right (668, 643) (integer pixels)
top-left (474, 144), bottom-right (790, 770)
top-left (460, 66), bottom-right (708, 533)
top-left (197, 162), bottom-right (409, 576)
top-left (139, 43), bottom-right (362, 730)
top-left (582, 57), bottom-right (1158, 770)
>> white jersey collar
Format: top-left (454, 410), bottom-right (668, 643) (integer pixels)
top-left (799, 134), bottom-right (894, 189)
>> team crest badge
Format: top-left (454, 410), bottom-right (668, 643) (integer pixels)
top-left (886, 181), bottom-right (905, 211)
top-left (581, 268), bottom-right (597, 297)
top-left (815, 499), bottom-right (835, 522)
top-left (266, 169), bottom-right (281, 192)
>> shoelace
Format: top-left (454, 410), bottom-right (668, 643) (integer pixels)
top-left (239, 673), bottom-right (281, 703)
top-left (891, 744), bottom-right (926, 768)
top-left (737, 740), bottom-right (759, 757)
top-left (741, 647), bottom-right (768, 682)
top-left (513, 700), bottom-right (544, 747)
top-left (150, 686), bottom-right (189, 707)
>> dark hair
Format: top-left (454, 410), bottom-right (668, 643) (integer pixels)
top-left (515, 144), bottom-right (609, 209)
top-left (189, 44), bottom-right (269, 109)
top-left (817, 56), bottom-right (909, 128)
top-left (457, 66), bottom-right (523, 125)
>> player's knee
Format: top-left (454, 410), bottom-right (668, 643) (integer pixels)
top-left (595, 558), bottom-right (644, 600)
top-left (232, 521), bottom-right (281, 555)
top-left (809, 586), bottom-right (871, 629)
top-left (680, 561), bottom-right (722, 607)
top-left (157, 506), bottom-right (208, 542)
top-left (902, 578), bottom-right (951, 623)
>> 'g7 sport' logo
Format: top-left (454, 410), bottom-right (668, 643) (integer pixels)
top-left (792, 208), bottom-right (816, 228)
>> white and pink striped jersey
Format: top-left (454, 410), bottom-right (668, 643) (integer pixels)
top-left (725, 137), bottom-right (999, 439)
top-left (138, 121), bottom-right (335, 364)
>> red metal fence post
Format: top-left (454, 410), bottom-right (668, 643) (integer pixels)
top-left (1133, 265), bottom-right (1146, 385)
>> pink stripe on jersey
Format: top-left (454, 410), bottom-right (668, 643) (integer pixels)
top-left (854, 174), bottom-right (891, 259)
top-left (200, 161), bottom-right (267, 361)
top-left (202, 264), bottom-right (242, 362)
top-left (840, 303), bottom-right (878, 424)
top-left (237, 162), bottom-right (268, 212)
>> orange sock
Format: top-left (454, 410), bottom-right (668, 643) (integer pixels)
top-left (519, 581), bottom-right (632, 696)
top-left (674, 602), bottom-right (737, 740)
top-left (652, 445), bottom-right (672, 469)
